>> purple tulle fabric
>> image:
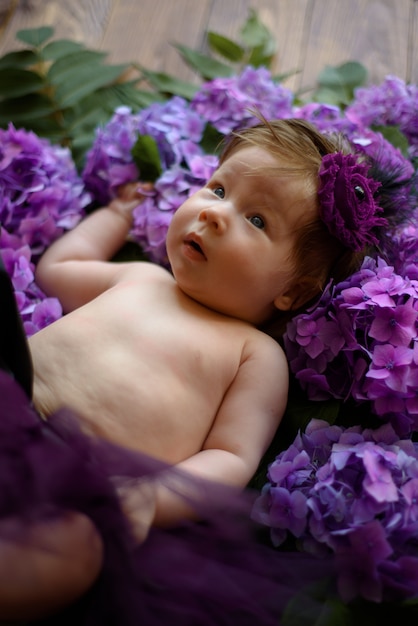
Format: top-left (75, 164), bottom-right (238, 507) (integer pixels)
top-left (0, 371), bottom-right (334, 625)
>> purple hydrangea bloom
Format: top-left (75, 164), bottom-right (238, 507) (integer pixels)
top-left (0, 124), bottom-right (89, 335)
top-left (284, 257), bottom-right (418, 436)
top-left (293, 102), bottom-right (355, 135)
top-left (0, 124), bottom-right (89, 261)
top-left (346, 75), bottom-right (418, 158)
top-left (253, 419), bottom-right (418, 602)
top-left (191, 66), bottom-right (293, 134)
top-left (82, 101), bottom-right (217, 264)
top-left (82, 106), bottom-right (140, 205)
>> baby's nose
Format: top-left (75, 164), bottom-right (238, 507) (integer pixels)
top-left (199, 205), bottom-right (227, 232)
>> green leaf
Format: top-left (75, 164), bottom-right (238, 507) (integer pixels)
top-left (272, 68), bottom-right (301, 83)
top-left (0, 93), bottom-right (54, 124)
top-left (336, 61), bottom-right (367, 88)
top-left (106, 82), bottom-right (166, 108)
top-left (139, 67), bottom-right (198, 99)
top-left (247, 43), bottom-right (275, 68)
top-left (0, 49), bottom-right (39, 69)
top-left (64, 96), bottom-right (111, 132)
top-left (20, 117), bottom-right (64, 141)
top-left (239, 9), bottom-right (274, 49)
top-left (172, 43), bottom-right (234, 79)
top-left (41, 39), bottom-right (85, 61)
top-left (317, 61), bottom-right (367, 91)
top-left (312, 85), bottom-right (349, 106)
top-left (316, 61), bottom-right (367, 106)
top-left (199, 123), bottom-right (224, 155)
top-left (16, 26), bottom-right (54, 47)
top-left (0, 68), bottom-right (44, 98)
top-left (281, 582), bottom-right (349, 626)
top-left (54, 63), bottom-right (127, 107)
top-left (47, 50), bottom-right (108, 85)
top-left (371, 124), bottom-right (410, 157)
top-left (131, 134), bottom-right (162, 182)
top-left (207, 32), bottom-right (245, 63)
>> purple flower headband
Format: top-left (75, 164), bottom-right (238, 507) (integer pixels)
top-left (318, 152), bottom-right (387, 251)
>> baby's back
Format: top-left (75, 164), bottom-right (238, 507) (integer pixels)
top-left (29, 266), bottom-right (255, 464)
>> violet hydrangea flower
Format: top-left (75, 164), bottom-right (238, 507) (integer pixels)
top-left (253, 418), bottom-right (418, 602)
top-left (346, 76), bottom-right (418, 158)
top-left (82, 100), bottom-right (217, 264)
top-left (0, 124), bottom-right (89, 335)
top-left (284, 257), bottom-right (418, 436)
top-left (191, 66), bottom-right (293, 134)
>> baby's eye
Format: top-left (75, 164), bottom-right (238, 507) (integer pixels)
top-left (249, 215), bottom-right (265, 229)
top-left (213, 186), bottom-right (225, 199)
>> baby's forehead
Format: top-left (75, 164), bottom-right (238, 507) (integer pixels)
top-left (221, 142), bottom-right (302, 174)
top-left (221, 146), bottom-right (316, 214)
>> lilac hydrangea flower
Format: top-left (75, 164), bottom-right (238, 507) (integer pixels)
top-left (82, 100), bottom-right (217, 264)
top-left (284, 257), bottom-right (418, 436)
top-left (0, 124), bottom-right (90, 261)
top-left (293, 102), bottom-right (355, 135)
top-left (0, 124), bottom-right (89, 335)
top-left (346, 76), bottom-right (418, 158)
top-left (253, 418), bottom-right (418, 602)
top-left (191, 66), bottom-right (293, 134)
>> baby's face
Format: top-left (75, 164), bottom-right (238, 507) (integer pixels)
top-left (166, 145), bottom-right (313, 324)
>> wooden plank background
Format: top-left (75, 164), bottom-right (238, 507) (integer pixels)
top-left (0, 0), bottom-right (416, 98)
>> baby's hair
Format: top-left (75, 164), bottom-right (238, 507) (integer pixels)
top-left (220, 118), bottom-right (369, 337)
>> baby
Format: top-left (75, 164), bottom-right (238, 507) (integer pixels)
top-left (28, 117), bottom-right (370, 531)
top-left (29, 120), bottom-right (336, 523)
top-left (2, 117), bottom-right (378, 619)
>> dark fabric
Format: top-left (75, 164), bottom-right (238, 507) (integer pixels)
top-left (0, 255), bottom-right (33, 398)
top-left (0, 372), bottom-right (335, 626)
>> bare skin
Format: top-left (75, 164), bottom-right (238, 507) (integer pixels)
top-left (2, 144), bottom-right (315, 618)
top-left (0, 513), bottom-right (103, 620)
top-left (29, 145), bottom-right (314, 524)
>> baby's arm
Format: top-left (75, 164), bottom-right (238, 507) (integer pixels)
top-left (35, 183), bottom-right (148, 312)
top-left (152, 333), bottom-right (289, 527)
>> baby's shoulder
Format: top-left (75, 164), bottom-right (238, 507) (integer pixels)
top-left (117, 260), bottom-right (172, 284)
top-left (242, 326), bottom-right (287, 366)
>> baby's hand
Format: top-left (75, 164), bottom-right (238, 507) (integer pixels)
top-left (113, 477), bottom-right (157, 544)
top-left (108, 182), bottom-right (153, 225)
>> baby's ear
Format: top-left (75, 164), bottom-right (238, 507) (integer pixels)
top-left (273, 278), bottom-right (321, 312)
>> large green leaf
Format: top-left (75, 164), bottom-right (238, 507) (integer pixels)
top-left (237, 10), bottom-right (276, 68)
top-left (239, 9), bottom-right (275, 51)
top-left (16, 26), bottom-right (53, 47)
top-left (207, 32), bottom-right (245, 63)
top-left (199, 123), bottom-right (224, 155)
top-left (54, 64), bottom-right (127, 107)
top-left (139, 67), bottom-right (198, 99)
top-left (372, 124), bottom-right (410, 157)
top-left (0, 49), bottom-right (39, 69)
top-left (105, 82), bottom-right (166, 109)
top-left (47, 50), bottom-right (108, 85)
top-left (0, 68), bottom-right (44, 98)
top-left (41, 39), bottom-right (85, 62)
top-left (64, 92), bottom-right (112, 131)
top-left (172, 43), bottom-right (234, 79)
top-left (315, 61), bottom-right (367, 106)
top-left (281, 585), bottom-right (351, 626)
top-left (0, 93), bottom-right (55, 125)
top-left (247, 44), bottom-right (275, 68)
top-left (131, 134), bottom-right (162, 182)
top-left (312, 85), bottom-right (348, 106)
top-left (20, 117), bottom-right (64, 142)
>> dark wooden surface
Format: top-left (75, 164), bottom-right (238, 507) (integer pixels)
top-left (0, 0), bottom-right (417, 95)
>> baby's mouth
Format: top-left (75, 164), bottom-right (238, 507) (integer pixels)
top-left (185, 237), bottom-right (206, 259)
